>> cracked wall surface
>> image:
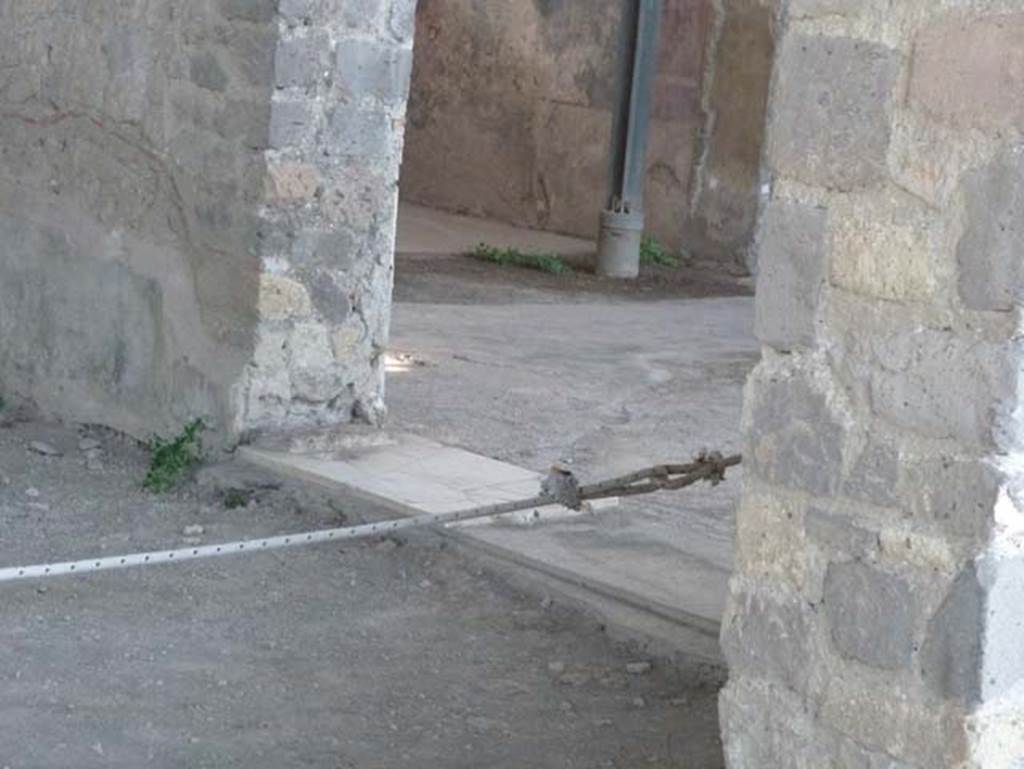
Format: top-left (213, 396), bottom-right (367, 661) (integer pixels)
top-left (722, 1), bottom-right (1024, 766)
top-left (0, 0), bottom-right (415, 443)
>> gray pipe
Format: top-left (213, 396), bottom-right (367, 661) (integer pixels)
top-left (596, 0), bottom-right (664, 279)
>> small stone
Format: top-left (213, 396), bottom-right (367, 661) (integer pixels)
top-left (557, 670), bottom-right (590, 687)
top-left (418, 579), bottom-right (431, 589)
top-left (78, 438), bottom-right (102, 452)
top-left (632, 697), bottom-right (647, 708)
top-left (29, 441), bottom-right (62, 457)
top-left (183, 524), bottom-right (205, 536)
top-left (626, 661), bottom-right (653, 675)
top-left (540, 596), bottom-right (554, 609)
top-left (547, 661), bottom-right (566, 674)
top-left (85, 457), bottom-right (105, 471)
top-left (25, 487), bottom-right (40, 498)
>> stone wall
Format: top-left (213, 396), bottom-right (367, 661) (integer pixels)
top-left (0, 0), bottom-right (414, 444)
top-left (721, 1), bottom-right (1024, 767)
top-left (242, 0), bottom-right (415, 434)
top-left (684, 0), bottom-right (775, 273)
top-left (399, 0), bottom-right (713, 257)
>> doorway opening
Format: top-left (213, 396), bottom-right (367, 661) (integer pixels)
top-left (387, 0), bottom-right (773, 661)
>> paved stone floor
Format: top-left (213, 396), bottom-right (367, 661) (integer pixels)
top-left (390, 204), bottom-right (758, 652)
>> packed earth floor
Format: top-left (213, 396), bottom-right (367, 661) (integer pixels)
top-left (0, 419), bottom-right (725, 768)
top-left (389, 205), bottom-right (758, 651)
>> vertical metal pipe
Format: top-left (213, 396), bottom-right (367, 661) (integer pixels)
top-left (606, 0), bottom-right (641, 210)
top-left (597, 0), bottom-right (664, 279)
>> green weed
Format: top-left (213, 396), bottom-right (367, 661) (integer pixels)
top-left (143, 418), bottom-right (206, 493)
top-left (640, 235), bottom-right (680, 267)
top-left (222, 488), bottom-right (253, 509)
top-left (469, 243), bottom-right (570, 275)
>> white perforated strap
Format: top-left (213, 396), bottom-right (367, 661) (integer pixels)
top-left (0, 493), bottom-right (551, 584)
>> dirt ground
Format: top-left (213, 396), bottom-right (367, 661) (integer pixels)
top-left (0, 416), bottom-right (726, 768)
top-left (394, 254), bottom-right (752, 305)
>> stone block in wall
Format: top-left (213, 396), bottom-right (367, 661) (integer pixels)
top-left (920, 566), bottom-right (984, 705)
top-left (278, 0), bottom-right (317, 24)
top-left (840, 434), bottom-right (899, 509)
top-left (828, 189), bottom-right (943, 303)
top-left (910, 13), bottom-right (1024, 132)
top-left (291, 229), bottom-right (359, 271)
top-left (957, 146), bottom-right (1024, 312)
top-left (325, 106), bottom-right (393, 157)
top-left (824, 561), bottom-right (915, 670)
top-left (301, 269), bottom-right (353, 324)
top-left (274, 32), bottom-right (331, 89)
top-left (747, 370), bottom-right (846, 496)
top-left (269, 100), bottom-right (314, 149)
top-left (816, 663), bottom-right (969, 767)
top-left (259, 275), bottom-right (313, 321)
top-left (218, 0), bottom-right (278, 23)
top-left (735, 481), bottom-right (811, 590)
top-left (911, 459), bottom-right (1002, 543)
top-left (720, 678), bottom-right (921, 769)
top-left (976, 546), bottom-right (1024, 708)
top-left (720, 679), bottom-right (832, 768)
top-left (389, 0), bottom-right (418, 42)
top-left (287, 322), bottom-right (347, 403)
top-left (721, 587), bottom-right (819, 695)
top-left (754, 200), bottom-right (827, 350)
top-left (338, 0), bottom-right (385, 33)
top-left (265, 163), bottom-right (323, 204)
top-left (867, 329), bottom-right (1020, 450)
top-left (767, 34), bottom-right (899, 190)
top-left (805, 506), bottom-right (879, 561)
top-left (336, 40), bottom-right (413, 106)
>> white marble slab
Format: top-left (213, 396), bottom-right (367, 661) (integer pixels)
top-left (239, 433), bottom-right (616, 527)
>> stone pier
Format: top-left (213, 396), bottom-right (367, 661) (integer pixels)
top-left (0, 1), bottom-right (415, 443)
top-left (721, 2), bottom-right (1024, 767)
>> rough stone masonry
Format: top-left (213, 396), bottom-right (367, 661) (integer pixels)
top-left (0, 0), bottom-right (415, 444)
top-left (722, 1), bottom-right (1024, 767)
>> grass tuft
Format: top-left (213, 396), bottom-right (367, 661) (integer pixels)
top-left (222, 488), bottom-right (253, 510)
top-left (640, 235), bottom-right (680, 268)
top-left (469, 243), bottom-right (570, 275)
top-left (143, 418), bottom-right (206, 493)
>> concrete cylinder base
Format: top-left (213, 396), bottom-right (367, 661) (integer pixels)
top-left (596, 209), bottom-right (644, 279)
